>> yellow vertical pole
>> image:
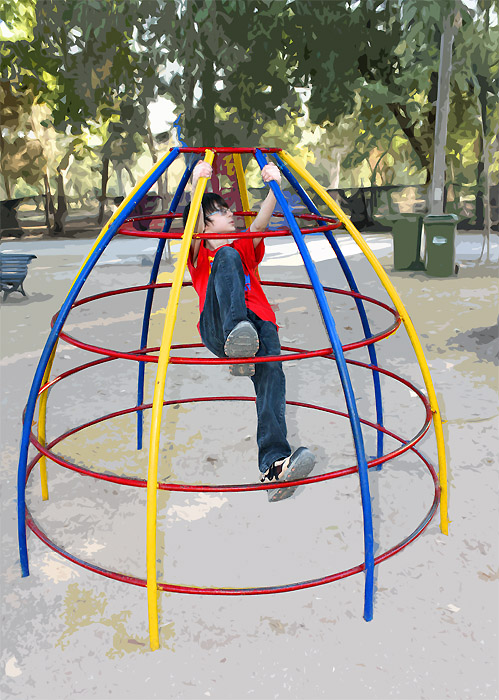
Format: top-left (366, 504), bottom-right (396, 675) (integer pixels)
top-left (233, 153), bottom-right (252, 229)
top-left (37, 343), bottom-right (58, 500)
top-left (280, 150), bottom-right (449, 535)
top-left (146, 150), bottom-right (215, 650)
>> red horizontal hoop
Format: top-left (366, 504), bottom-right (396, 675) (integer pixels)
top-left (24, 439), bottom-right (439, 595)
top-left (117, 223), bottom-right (342, 239)
top-left (24, 332), bottom-right (438, 595)
top-left (28, 351), bottom-right (432, 492)
top-left (54, 281), bottom-right (401, 363)
top-left (117, 211), bottom-right (343, 239)
top-left (171, 147), bottom-right (283, 154)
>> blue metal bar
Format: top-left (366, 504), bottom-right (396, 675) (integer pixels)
top-left (17, 148), bottom-right (180, 577)
top-left (254, 149), bottom-right (374, 621)
top-left (136, 161), bottom-right (196, 450)
top-left (272, 154), bottom-right (384, 462)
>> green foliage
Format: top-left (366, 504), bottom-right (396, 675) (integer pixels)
top-left (151, 0), bottom-right (301, 145)
top-left (0, 0), bottom-right (497, 206)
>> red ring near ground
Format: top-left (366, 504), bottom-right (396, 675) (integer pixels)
top-left (24, 435), bottom-right (439, 594)
top-left (54, 281), bottom-right (401, 363)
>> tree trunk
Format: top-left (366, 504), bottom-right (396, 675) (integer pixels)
top-left (199, 59), bottom-right (218, 146)
top-left (475, 136), bottom-right (485, 229)
top-left (429, 11), bottom-right (460, 214)
top-left (53, 170), bottom-right (68, 235)
top-left (146, 119), bottom-right (165, 202)
top-left (327, 150), bottom-right (341, 189)
top-left (0, 130), bottom-right (12, 198)
top-left (2, 174), bottom-right (11, 199)
top-left (388, 103), bottom-right (432, 182)
top-left (124, 165), bottom-right (136, 187)
top-left (475, 76), bottom-right (488, 229)
top-left (116, 165), bottom-right (125, 197)
top-left (43, 174), bottom-right (55, 235)
top-left (98, 157), bottom-right (109, 226)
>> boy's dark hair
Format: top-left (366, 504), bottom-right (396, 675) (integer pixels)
top-left (182, 192), bottom-right (228, 229)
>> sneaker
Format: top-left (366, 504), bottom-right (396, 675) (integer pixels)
top-left (260, 447), bottom-right (316, 502)
top-left (224, 320), bottom-right (259, 377)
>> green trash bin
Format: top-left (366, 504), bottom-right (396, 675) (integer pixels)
top-left (392, 215), bottom-right (425, 271)
top-left (423, 214), bottom-right (458, 277)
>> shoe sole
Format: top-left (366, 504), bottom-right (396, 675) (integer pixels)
top-left (268, 447), bottom-right (316, 503)
top-left (224, 321), bottom-right (259, 377)
top-left (229, 363), bottom-right (255, 377)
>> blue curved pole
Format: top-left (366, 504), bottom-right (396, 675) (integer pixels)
top-left (254, 149), bottom-right (374, 621)
top-left (136, 160), bottom-right (196, 450)
top-left (272, 154), bottom-right (384, 462)
top-left (17, 147), bottom-right (180, 578)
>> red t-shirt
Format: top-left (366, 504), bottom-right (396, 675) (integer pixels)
top-left (187, 236), bottom-right (277, 326)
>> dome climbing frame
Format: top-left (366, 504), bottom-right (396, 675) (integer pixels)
top-left (17, 146), bottom-right (448, 651)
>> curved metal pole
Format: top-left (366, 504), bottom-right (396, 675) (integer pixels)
top-left (37, 346), bottom-right (58, 500)
top-left (17, 148), bottom-right (180, 578)
top-left (280, 150), bottom-right (449, 535)
top-left (136, 161), bottom-right (196, 450)
top-left (272, 153), bottom-right (384, 462)
top-left (146, 149), bottom-right (215, 650)
top-left (254, 149), bottom-right (375, 622)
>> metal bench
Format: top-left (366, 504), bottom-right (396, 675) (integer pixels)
top-left (0, 253), bottom-right (37, 301)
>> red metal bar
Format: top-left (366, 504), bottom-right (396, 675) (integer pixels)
top-left (117, 210), bottom-right (341, 239)
top-left (117, 223), bottom-right (341, 239)
top-left (52, 282), bottom-right (401, 362)
top-left (118, 211), bottom-right (338, 224)
top-left (28, 384), bottom-right (432, 492)
top-left (171, 147), bottom-right (283, 154)
top-left (122, 211), bottom-right (339, 224)
top-left (24, 441), bottom-right (439, 595)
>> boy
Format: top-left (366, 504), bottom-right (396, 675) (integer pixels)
top-left (184, 160), bottom-right (315, 501)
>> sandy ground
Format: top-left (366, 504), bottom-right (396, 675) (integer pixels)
top-left (1, 230), bottom-right (498, 700)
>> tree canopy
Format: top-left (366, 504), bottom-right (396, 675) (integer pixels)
top-left (1, 0), bottom-right (497, 228)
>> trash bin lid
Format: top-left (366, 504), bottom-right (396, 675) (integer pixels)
top-left (423, 213), bottom-right (459, 223)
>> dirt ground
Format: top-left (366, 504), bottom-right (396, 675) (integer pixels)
top-left (1, 230), bottom-right (498, 700)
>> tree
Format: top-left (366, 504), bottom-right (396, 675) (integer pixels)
top-left (1, 0), bottom-right (164, 231)
top-left (428, 6), bottom-right (462, 215)
top-left (150, 0), bottom-right (301, 146)
top-left (452, 0), bottom-right (499, 227)
top-left (283, 0), bottom-right (479, 188)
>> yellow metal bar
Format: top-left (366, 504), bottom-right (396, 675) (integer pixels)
top-left (146, 150), bottom-right (215, 651)
top-left (280, 150), bottom-right (449, 535)
top-left (233, 153), bottom-right (252, 229)
top-left (37, 342), bottom-right (58, 500)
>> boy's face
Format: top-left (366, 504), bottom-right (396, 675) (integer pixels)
top-left (204, 206), bottom-right (236, 235)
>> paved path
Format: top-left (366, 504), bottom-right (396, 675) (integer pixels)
top-left (1, 231), bottom-right (498, 699)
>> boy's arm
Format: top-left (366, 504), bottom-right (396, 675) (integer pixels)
top-left (189, 161), bottom-right (212, 265)
top-left (249, 163), bottom-right (281, 248)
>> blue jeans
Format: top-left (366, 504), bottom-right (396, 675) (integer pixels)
top-left (199, 246), bottom-right (291, 473)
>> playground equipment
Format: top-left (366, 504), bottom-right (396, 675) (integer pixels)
top-left (17, 146), bottom-right (448, 651)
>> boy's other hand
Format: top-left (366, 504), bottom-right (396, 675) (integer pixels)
top-left (193, 161), bottom-right (213, 185)
top-left (261, 163), bottom-right (281, 186)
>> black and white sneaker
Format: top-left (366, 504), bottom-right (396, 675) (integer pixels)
top-left (260, 447), bottom-right (316, 502)
top-left (224, 320), bottom-right (259, 376)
